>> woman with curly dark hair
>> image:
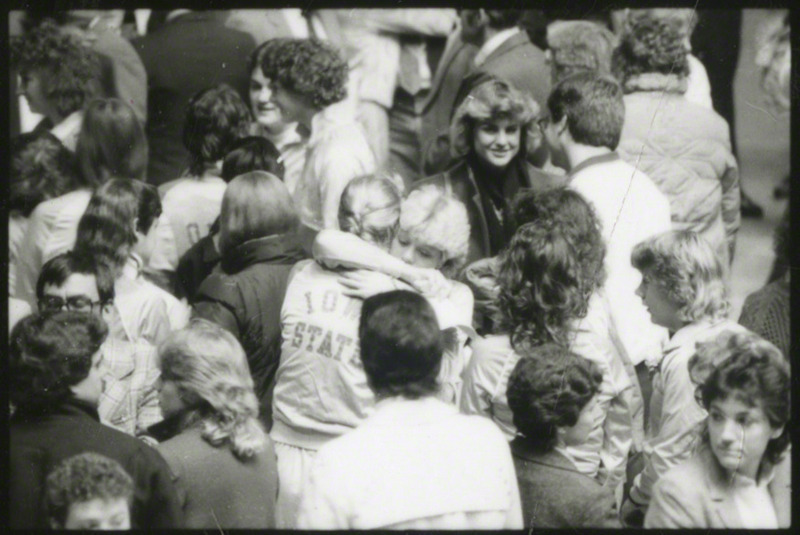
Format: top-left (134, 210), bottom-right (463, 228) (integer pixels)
top-left (9, 311), bottom-right (182, 528)
top-left (11, 20), bottom-right (101, 151)
top-left (461, 187), bottom-right (644, 490)
top-left (507, 345), bottom-right (620, 528)
top-left (613, 8), bottom-right (740, 266)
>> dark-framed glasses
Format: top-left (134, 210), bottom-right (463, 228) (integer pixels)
top-left (38, 295), bottom-right (106, 313)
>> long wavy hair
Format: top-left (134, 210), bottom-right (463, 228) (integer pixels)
top-left (158, 319), bottom-right (267, 460)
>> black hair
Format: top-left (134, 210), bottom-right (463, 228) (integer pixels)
top-left (37, 251), bottom-right (115, 306)
top-left (221, 136), bottom-right (285, 183)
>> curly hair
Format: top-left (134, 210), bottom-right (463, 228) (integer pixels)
top-left (611, 9), bottom-right (691, 84)
top-left (400, 185), bottom-right (471, 278)
top-left (9, 311), bottom-right (108, 415)
top-left (547, 20), bottom-right (617, 83)
top-left (11, 20), bottom-right (101, 119)
top-left (507, 345), bottom-right (602, 452)
top-left (694, 331), bottom-right (790, 467)
top-left (158, 319), bottom-right (267, 460)
top-left (221, 136), bottom-right (285, 183)
top-left (10, 130), bottom-right (79, 216)
top-left (338, 174), bottom-right (402, 249)
top-left (631, 230), bottom-right (730, 323)
top-left (76, 98), bottom-right (148, 188)
top-left (496, 219), bottom-right (598, 352)
top-left (183, 84), bottom-right (252, 176)
top-left (259, 38), bottom-right (348, 109)
top-left (450, 77), bottom-right (540, 161)
top-left (46, 453), bottom-right (133, 528)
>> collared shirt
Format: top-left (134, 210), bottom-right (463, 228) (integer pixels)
top-left (292, 100), bottom-right (376, 231)
top-left (50, 110), bottom-right (83, 151)
top-left (297, 396), bottom-right (522, 529)
top-left (474, 26), bottom-right (521, 68)
top-left (99, 337), bottom-right (163, 439)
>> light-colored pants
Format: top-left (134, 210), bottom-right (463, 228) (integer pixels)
top-left (273, 441), bottom-right (318, 529)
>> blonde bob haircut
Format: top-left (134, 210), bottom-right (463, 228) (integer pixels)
top-left (158, 318), bottom-right (267, 460)
top-left (449, 78), bottom-right (541, 160)
top-left (631, 230), bottom-right (730, 323)
top-left (400, 185), bottom-right (470, 278)
top-left (219, 170), bottom-right (298, 256)
top-left (338, 174), bottom-right (403, 249)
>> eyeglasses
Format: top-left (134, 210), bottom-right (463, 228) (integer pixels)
top-left (38, 295), bottom-right (106, 313)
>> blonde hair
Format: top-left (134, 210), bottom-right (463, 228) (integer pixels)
top-left (631, 230), bottom-right (730, 323)
top-left (338, 174), bottom-right (403, 248)
top-left (400, 185), bottom-right (470, 278)
top-left (219, 171), bottom-right (298, 256)
top-left (158, 319), bottom-right (267, 460)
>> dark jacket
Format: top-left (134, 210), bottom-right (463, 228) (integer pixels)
top-left (415, 157), bottom-right (566, 268)
top-left (9, 399), bottom-right (183, 529)
top-left (511, 438), bottom-right (620, 529)
top-left (150, 418), bottom-right (278, 528)
top-left (132, 11), bottom-right (256, 185)
top-left (193, 234), bottom-right (307, 429)
top-left (175, 231), bottom-right (221, 301)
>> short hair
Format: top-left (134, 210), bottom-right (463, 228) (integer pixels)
top-left (218, 171), bottom-right (299, 256)
top-left (507, 345), bottom-right (603, 452)
top-left (547, 20), bottom-right (617, 83)
top-left (46, 453), bottom-right (133, 528)
top-left (359, 291), bottom-right (443, 399)
top-left (10, 131), bottom-right (79, 216)
top-left (484, 9), bottom-right (523, 29)
top-left (546, 72), bottom-right (625, 150)
top-left (74, 179), bottom-right (162, 275)
top-left (9, 311), bottom-right (108, 414)
top-left (37, 251), bottom-right (115, 306)
top-left (400, 185), bottom-right (471, 278)
top-left (612, 9), bottom-right (691, 84)
top-left (76, 98), bottom-right (148, 188)
top-left (631, 230), bottom-right (729, 323)
top-left (158, 319), bottom-right (267, 459)
top-left (259, 38), bottom-right (348, 109)
top-left (221, 136), bottom-right (285, 183)
top-left (183, 84), bottom-right (252, 176)
top-left (10, 20), bottom-right (101, 118)
top-left (695, 331), bottom-right (790, 467)
top-left (450, 77), bottom-right (540, 161)
top-left (497, 220), bottom-right (597, 352)
top-left (338, 174), bottom-right (402, 249)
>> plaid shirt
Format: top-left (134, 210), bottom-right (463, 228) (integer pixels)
top-left (99, 337), bottom-right (163, 440)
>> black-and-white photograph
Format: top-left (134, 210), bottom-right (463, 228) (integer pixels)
top-left (6, 5), bottom-right (791, 530)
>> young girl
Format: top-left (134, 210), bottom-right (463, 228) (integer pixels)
top-left (646, 331), bottom-right (790, 528)
top-left (622, 229), bottom-right (749, 525)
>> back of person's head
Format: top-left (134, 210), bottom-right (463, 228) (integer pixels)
top-left (259, 38), bottom-right (348, 109)
top-left (158, 318), bottom-right (266, 459)
top-left (612, 8), bottom-right (691, 83)
top-left (183, 84), bottom-right (252, 176)
top-left (400, 185), bottom-right (471, 278)
top-left (338, 174), bottom-right (403, 249)
top-left (10, 130), bottom-right (78, 216)
top-left (221, 136), bottom-right (285, 183)
top-left (547, 20), bottom-right (617, 83)
top-left (484, 9), bottom-right (523, 29)
top-left (450, 77), bottom-right (540, 160)
top-left (76, 98), bottom-right (148, 187)
top-left (546, 72), bottom-right (625, 150)
top-left (359, 290), bottom-right (443, 400)
top-left (10, 20), bottom-right (101, 119)
top-left (507, 344), bottom-right (603, 452)
top-left (46, 453), bottom-right (133, 530)
top-left (694, 331), bottom-right (790, 467)
top-left (219, 171), bottom-right (298, 256)
top-left (9, 311), bottom-right (107, 415)
top-left (631, 229), bottom-right (729, 323)
top-left (74, 178), bottom-right (161, 275)
top-left (497, 220), bottom-right (594, 351)
top-left (37, 251), bottom-right (115, 307)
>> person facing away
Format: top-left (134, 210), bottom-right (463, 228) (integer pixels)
top-left (296, 290), bottom-right (522, 529)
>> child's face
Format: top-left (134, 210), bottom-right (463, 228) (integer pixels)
top-left (560, 394), bottom-right (601, 447)
top-left (62, 497), bottom-right (130, 530)
top-left (707, 394), bottom-right (783, 480)
top-left (635, 270), bottom-right (684, 332)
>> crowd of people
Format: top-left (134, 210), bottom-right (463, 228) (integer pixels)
top-left (8, 8), bottom-right (791, 530)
